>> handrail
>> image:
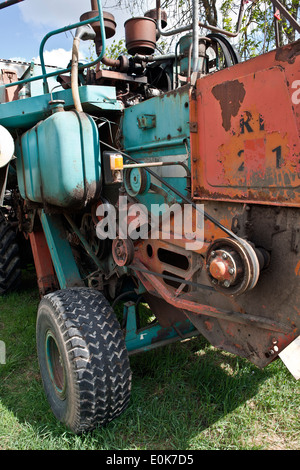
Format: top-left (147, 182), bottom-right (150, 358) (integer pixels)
top-left (2, 0), bottom-right (106, 94)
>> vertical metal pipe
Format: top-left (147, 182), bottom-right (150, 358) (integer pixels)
top-left (71, 37), bottom-right (83, 112)
top-left (39, 0), bottom-right (106, 94)
top-left (273, 4), bottom-right (280, 48)
top-left (91, 0), bottom-right (98, 11)
top-left (192, 0), bottom-right (199, 73)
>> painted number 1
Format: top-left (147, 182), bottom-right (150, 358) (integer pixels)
top-left (272, 146), bottom-right (283, 169)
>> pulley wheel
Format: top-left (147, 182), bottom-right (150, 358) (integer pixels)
top-left (205, 237), bottom-right (260, 296)
top-left (124, 166), bottom-right (151, 197)
top-left (112, 237), bottom-right (134, 266)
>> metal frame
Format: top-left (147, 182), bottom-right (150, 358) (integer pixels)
top-left (123, 301), bottom-right (198, 355)
top-left (40, 211), bottom-right (84, 289)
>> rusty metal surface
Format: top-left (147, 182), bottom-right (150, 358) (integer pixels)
top-left (124, 17), bottom-right (157, 55)
top-left (191, 40), bottom-right (300, 207)
top-left (129, 197), bottom-right (300, 369)
top-left (1, 69), bottom-right (20, 102)
top-left (95, 69), bottom-right (147, 86)
top-left (29, 230), bottom-right (59, 295)
top-left (132, 255), bottom-right (296, 368)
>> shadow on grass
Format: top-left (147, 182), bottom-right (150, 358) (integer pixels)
top-left (0, 271), bottom-right (277, 449)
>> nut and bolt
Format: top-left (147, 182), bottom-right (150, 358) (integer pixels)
top-left (223, 280), bottom-right (231, 288)
top-left (272, 339), bottom-right (279, 352)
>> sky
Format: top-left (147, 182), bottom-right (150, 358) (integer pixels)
top-left (0, 0), bottom-right (154, 67)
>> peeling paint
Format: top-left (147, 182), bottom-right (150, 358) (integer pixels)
top-left (212, 79), bottom-right (246, 132)
top-left (295, 260), bottom-right (300, 276)
top-left (275, 41), bottom-right (300, 64)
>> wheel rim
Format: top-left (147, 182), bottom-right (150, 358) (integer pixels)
top-left (45, 331), bottom-right (66, 399)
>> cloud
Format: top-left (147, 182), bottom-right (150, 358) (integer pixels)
top-left (18, 0), bottom-right (92, 28)
top-left (18, 0), bottom-right (133, 40)
top-left (32, 48), bottom-right (73, 68)
top-left (32, 46), bottom-right (90, 68)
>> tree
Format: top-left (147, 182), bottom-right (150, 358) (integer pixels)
top-left (104, 0), bottom-right (300, 60)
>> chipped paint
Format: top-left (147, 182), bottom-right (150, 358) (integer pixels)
top-left (212, 79), bottom-right (246, 132)
top-left (191, 49), bottom-right (300, 206)
top-left (295, 260), bottom-right (300, 276)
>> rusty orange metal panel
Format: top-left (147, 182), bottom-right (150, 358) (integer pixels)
top-left (1, 69), bottom-right (20, 102)
top-left (29, 230), bottom-right (58, 295)
top-left (190, 41), bottom-right (300, 207)
top-left (132, 258), bottom-right (297, 368)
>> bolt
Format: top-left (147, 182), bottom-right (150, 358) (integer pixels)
top-left (223, 280), bottom-right (230, 288)
top-left (211, 251), bottom-right (216, 258)
top-left (228, 268), bottom-right (234, 275)
top-left (222, 253), bottom-right (228, 260)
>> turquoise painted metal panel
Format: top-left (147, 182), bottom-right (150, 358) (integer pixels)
top-left (14, 62), bottom-right (65, 99)
top-left (123, 302), bottom-right (198, 354)
top-left (16, 105), bottom-right (101, 208)
top-left (121, 85), bottom-right (191, 203)
top-left (40, 211), bottom-right (84, 289)
top-left (179, 33), bottom-right (193, 76)
top-left (0, 85), bottom-right (122, 130)
top-left (122, 85), bottom-right (190, 156)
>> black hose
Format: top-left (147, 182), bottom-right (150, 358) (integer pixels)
top-left (207, 33), bottom-right (241, 67)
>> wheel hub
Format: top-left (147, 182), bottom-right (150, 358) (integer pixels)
top-left (206, 237), bottom-right (261, 296)
top-left (45, 331), bottom-right (66, 400)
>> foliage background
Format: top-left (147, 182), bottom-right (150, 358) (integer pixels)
top-left (103, 0), bottom-right (300, 59)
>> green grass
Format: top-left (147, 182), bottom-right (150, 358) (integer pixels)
top-left (0, 270), bottom-right (299, 450)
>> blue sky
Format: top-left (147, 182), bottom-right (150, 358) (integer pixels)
top-left (0, 0), bottom-right (151, 66)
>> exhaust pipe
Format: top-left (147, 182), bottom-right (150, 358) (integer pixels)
top-left (71, 24), bottom-right (96, 112)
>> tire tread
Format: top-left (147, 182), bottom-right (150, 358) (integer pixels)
top-left (37, 287), bottom-right (132, 433)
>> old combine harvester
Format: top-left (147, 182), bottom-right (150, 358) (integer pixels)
top-left (0, 0), bottom-right (300, 432)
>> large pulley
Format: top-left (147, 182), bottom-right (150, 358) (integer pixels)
top-left (205, 237), bottom-right (262, 296)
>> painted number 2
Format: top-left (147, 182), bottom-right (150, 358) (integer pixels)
top-left (237, 145), bottom-right (283, 171)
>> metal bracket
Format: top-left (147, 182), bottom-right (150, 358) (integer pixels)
top-left (40, 210), bottom-right (84, 289)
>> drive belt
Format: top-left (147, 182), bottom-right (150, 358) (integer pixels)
top-left (100, 140), bottom-right (241, 242)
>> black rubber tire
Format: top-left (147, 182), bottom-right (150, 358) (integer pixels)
top-left (36, 287), bottom-right (132, 433)
top-left (0, 210), bottom-right (21, 295)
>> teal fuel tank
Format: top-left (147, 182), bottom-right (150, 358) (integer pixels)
top-left (16, 101), bottom-right (101, 208)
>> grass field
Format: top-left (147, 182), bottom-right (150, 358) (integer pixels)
top-left (0, 270), bottom-right (299, 450)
